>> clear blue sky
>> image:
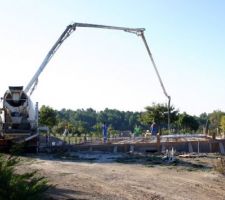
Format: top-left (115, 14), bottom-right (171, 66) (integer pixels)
top-left (0, 0), bottom-right (224, 115)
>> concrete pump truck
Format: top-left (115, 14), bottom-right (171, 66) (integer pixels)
top-left (0, 22), bottom-right (170, 151)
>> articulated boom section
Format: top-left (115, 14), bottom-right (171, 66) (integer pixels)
top-left (24, 23), bottom-right (145, 95)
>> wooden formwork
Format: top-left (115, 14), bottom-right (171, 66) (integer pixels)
top-left (67, 138), bottom-right (225, 154)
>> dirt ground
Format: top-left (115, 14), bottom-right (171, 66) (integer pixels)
top-left (18, 152), bottom-right (225, 200)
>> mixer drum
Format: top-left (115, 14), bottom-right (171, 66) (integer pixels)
top-left (2, 86), bottom-right (36, 133)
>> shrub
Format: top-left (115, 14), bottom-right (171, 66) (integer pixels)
top-left (0, 154), bottom-right (50, 200)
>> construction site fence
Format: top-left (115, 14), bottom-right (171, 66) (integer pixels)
top-left (43, 133), bottom-right (219, 146)
top-left (53, 134), bottom-right (136, 145)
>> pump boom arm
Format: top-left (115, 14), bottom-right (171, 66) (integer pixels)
top-left (24, 22), bottom-right (171, 129)
top-left (24, 23), bottom-right (145, 94)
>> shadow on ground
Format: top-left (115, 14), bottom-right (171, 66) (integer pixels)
top-left (46, 187), bottom-right (90, 200)
top-left (25, 151), bottom-right (218, 172)
top-left (46, 185), bottom-right (123, 200)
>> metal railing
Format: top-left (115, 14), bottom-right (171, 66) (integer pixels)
top-left (40, 133), bottom-right (211, 147)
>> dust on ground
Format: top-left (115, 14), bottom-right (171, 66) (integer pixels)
top-left (18, 152), bottom-right (225, 200)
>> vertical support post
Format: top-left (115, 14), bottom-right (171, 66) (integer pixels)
top-left (219, 143), bottom-right (225, 154)
top-left (157, 134), bottom-right (161, 152)
top-left (209, 142), bottom-right (212, 153)
top-left (113, 145), bottom-right (118, 153)
top-left (35, 102), bottom-right (39, 152)
top-left (188, 142), bottom-right (193, 153)
top-left (130, 145), bottom-right (134, 153)
top-left (212, 132), bottom-right (216, 140)
top-left (89, 146), bottom-right (93, 152)
top-left (197, 140), bottom-right (200, 154)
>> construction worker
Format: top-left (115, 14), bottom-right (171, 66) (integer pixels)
top-left (134, 125), bottom-right (141, 138)
top-left (150, 122), bottom-right (158, 136)
top-left (102, 123), bottom-right (108, 143)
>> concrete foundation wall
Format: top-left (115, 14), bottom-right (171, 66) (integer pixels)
top-left (69, 139), bottom-right (225, 154)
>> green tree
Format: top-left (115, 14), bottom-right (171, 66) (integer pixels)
top-left (93, 122), bottom-right (103, 137)
top-left (140, 103), bottom-right (178, 130)
top-left (198, 113), bottom-right (208, 126)
top-left (52, 122), bottom-right (66, 135)
top-left (73, 108), bottom-right (97, 132)
top-left (177, 112), bottom-right (199, 132)
top-left (196, 112), bottom-right (209, 133)
top-left (39, 105), bottom-right (57, 128)
top-left (220, 115), bottom-right (225, 135)
top-left (54, 107), bottom-right (143, 134)
top-left (97, 108), bottom-right (123, 130)
top-left (208, 110), bottom-right (225, 134)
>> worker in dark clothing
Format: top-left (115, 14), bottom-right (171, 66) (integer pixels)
top-left (150, 122), bottom-right (158, 136)
top-left (102, 123), bottom-right (108, 143)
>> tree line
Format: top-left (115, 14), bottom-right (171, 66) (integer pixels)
top-left (39, 103), bottom-right (225, 136)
